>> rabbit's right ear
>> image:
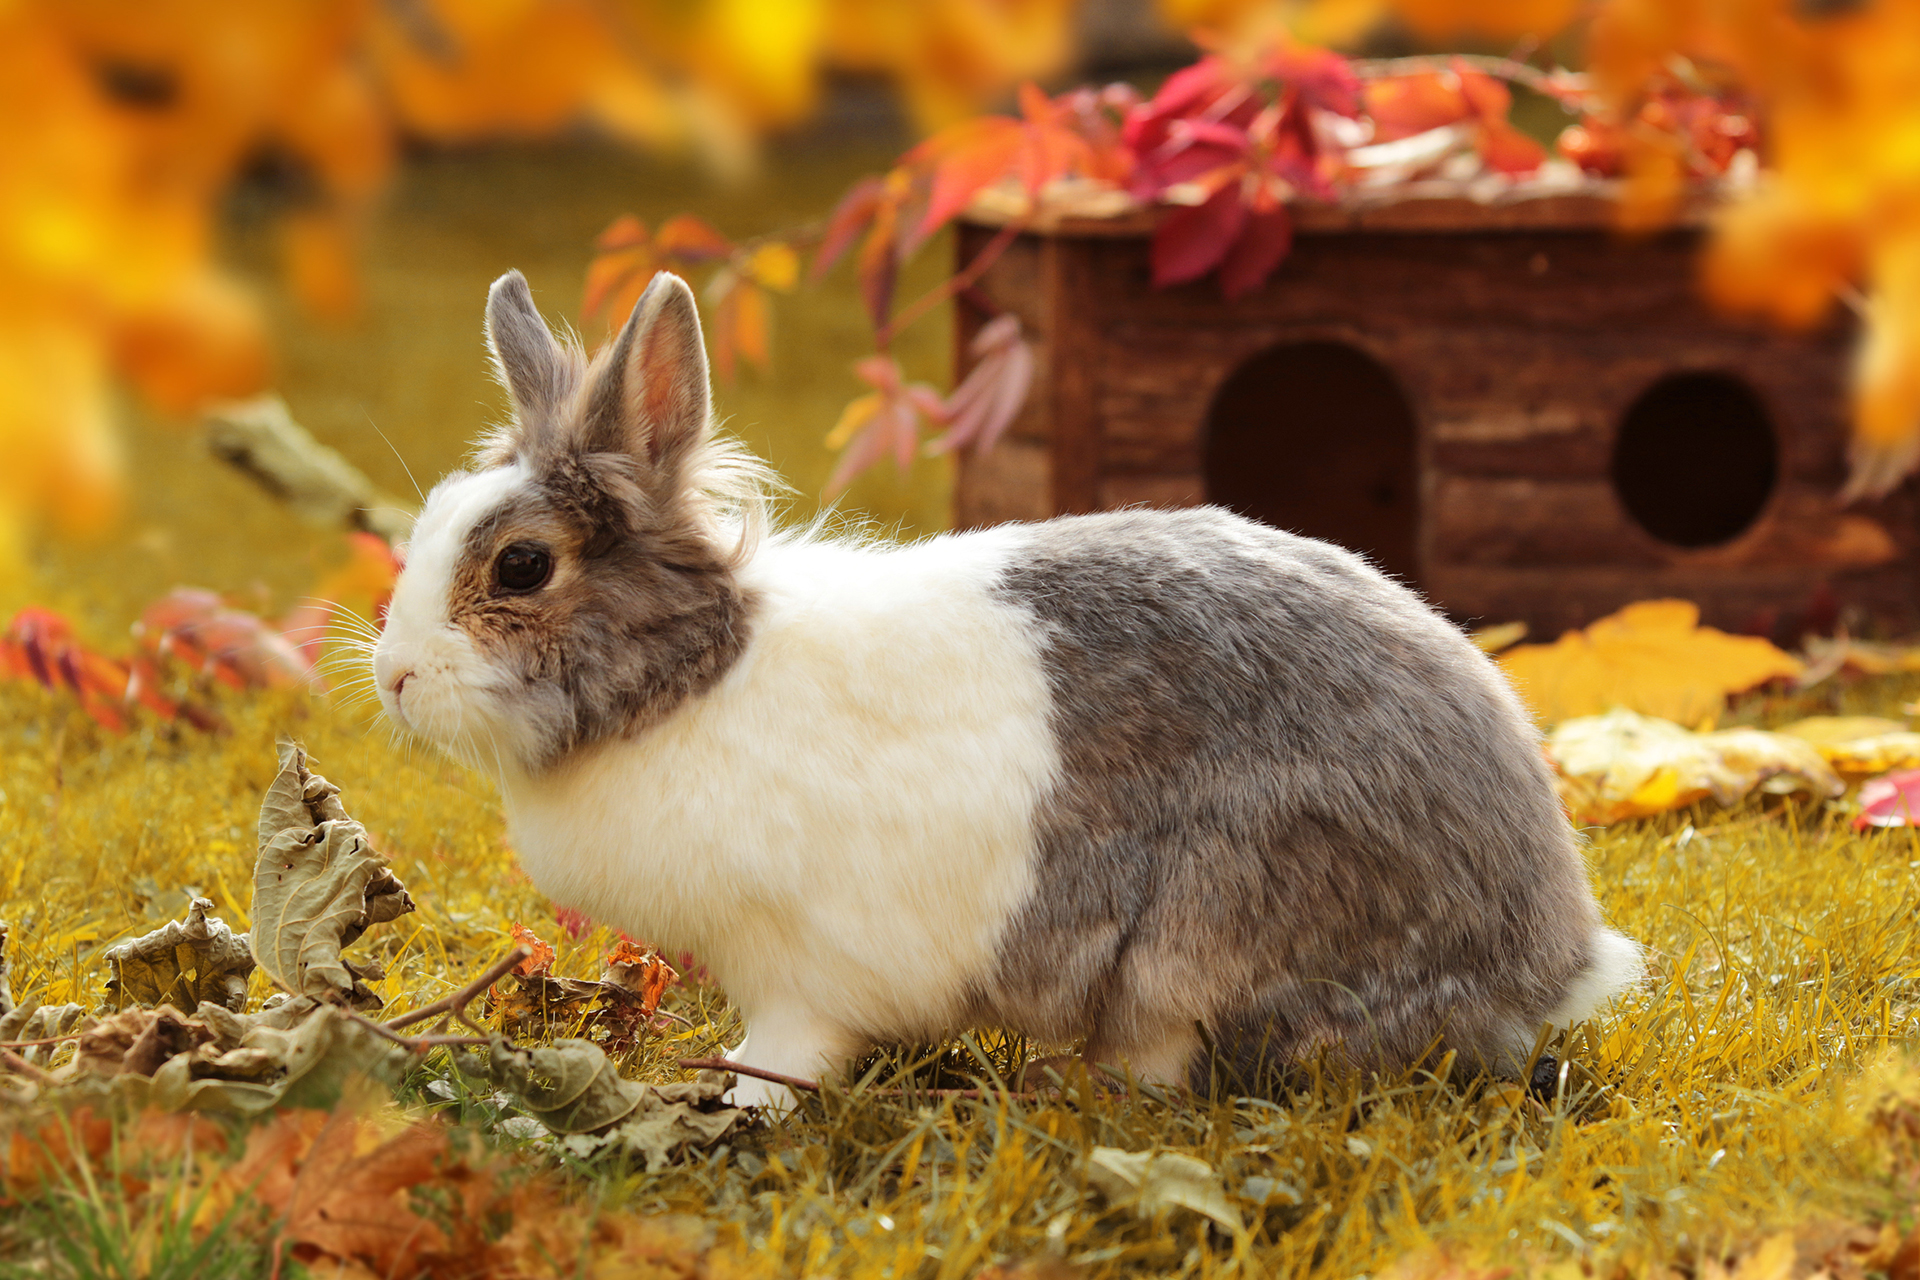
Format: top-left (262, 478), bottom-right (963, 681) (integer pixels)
top-left (485, 271), bottom-right (570, 448)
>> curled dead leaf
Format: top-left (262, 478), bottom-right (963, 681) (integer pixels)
top-left (477, 1036), bottom-right (748, 1169)
top-left (250, 739), bottom-right (414, 1008)
top-left (68, 999), bottom-right (406, 1115)
top-left (0, 1002), bottom-right (87, 1067)
top-left (102, 896), bottom-right (256, 1012)
top-left (1084, 1146), bottom-right (1242, 1234)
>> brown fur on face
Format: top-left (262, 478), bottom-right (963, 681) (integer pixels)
top-left (450, 270), bottom-right (763, 770)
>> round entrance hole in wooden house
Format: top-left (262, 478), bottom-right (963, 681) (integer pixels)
top-left (1202, 340), bottom-right (1422, 587)
top-left (1610, 371), bottom-right (1779, 549)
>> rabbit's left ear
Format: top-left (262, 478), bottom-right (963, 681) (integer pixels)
top-left (486, 270), bottom-right (571, 441)
top-left (580, 271), bottom-right (711, 473)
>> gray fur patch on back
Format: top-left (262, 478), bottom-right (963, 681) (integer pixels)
top-left (980, 507), bottom-right (1598, 1089)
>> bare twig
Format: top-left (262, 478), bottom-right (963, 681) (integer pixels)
top-left (1, 1048), bottom-right (54, 1083)
top-left (676, 1055), bottom-right (1051, 1102)
top-left (0, 1033), bottom-right (85, 1049)
top-left (385, 947), bottom-right (529, 1031)
top-left (346, 1008), bottom-right (495, 1053)
top-left (875, 219), bottom-right (1025, 351)
top-left (679, 1055), bottom-right (821, 1093)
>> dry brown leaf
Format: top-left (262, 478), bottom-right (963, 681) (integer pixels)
top-left (208, 1109), bottom-right (460, 1277)
top-left (62, 999), bottom-right (406, 1116)
top-left (1084, 1146), bottom-right (1242, 1234)
top-left (0, 1002), bottom-right (88, 1066)
top-left (1500, 600), bottom-right (1803, 728)
top-left (72, 1006), bottom-right (215, 1079)
top-left (102, 896), bottom-right (256, 1013)
top-left (1547, 709), bottom-right (1842, 825)
top-left (479, 1035), bottom-right (749, 1170)
top-left (489, 926), bottom-right (676, 1053)
top-left (251, 739), bottom-right (414, 1008)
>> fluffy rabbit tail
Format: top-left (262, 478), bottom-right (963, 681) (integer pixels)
top-left (1547, 925), bottom-right (1646, 1030)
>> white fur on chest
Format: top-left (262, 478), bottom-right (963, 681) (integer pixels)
top-left (501, 526), bottom-right (1057, 1041)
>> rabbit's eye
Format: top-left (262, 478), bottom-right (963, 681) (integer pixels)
top-left (494, 542), bottom-right (552, 593)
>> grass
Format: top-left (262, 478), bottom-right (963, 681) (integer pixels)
top-left (5, 670), bottom-right (1920, 1278)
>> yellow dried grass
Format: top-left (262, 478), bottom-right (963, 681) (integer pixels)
top-left (4, 674), bottom-right (1920, 1276)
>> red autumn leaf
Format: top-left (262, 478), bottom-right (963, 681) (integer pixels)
top-left (595, 214), bottom-right (650, 253)
top-left (914, 117), bottom-right (1027, 232)
top-left (217, 1110), bottom-right (464, 1279)
top-left (1152, 182), bottom-right (1249, 289)
top-left (856, 197), bottom-right (901, 331)
top-left (1365, 61), bottom-right (1544, 177)
top-left (709, 272), bottom-right (771, 381)
top-left (1856, 769), bottom-right (1920, 830)
top-left (124, 652), bottom-right (181, 721)
top-left (554, 905), bottom-right (594, 939)
top-left (930, 314), bottom-right (1034, 456)
top-left (1217, 202), bottom-right (1295, 300)
top-left (1266, 40), bottom-right (1363, 118)
top-left (825, 354), bottom-right (948, 495)
top-left (813, 175), bottom-right (890, 281)
top-left (135, 589), bottom-right (315, 690)
top-left (1125, 58), bottom-right (1263, 200)
top-left (904, 84), bottom-right (1096, 238)
top-left (7, 607), bottom-right (74, 690)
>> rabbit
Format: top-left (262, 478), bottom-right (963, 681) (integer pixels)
top-left (372, 268), bottom-right (1643, 1110)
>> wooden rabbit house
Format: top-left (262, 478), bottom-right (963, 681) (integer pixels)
top-left (951, 192), bottom-right (1917, 639)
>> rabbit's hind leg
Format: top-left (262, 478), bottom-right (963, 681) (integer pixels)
top-left (1084, 1017), bottom-right (1202, 1094)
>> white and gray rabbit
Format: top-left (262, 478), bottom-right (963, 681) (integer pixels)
top-left (373, 268), bottom-right (1642, 1109)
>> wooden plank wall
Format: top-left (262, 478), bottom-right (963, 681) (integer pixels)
top-left (954, 220), bottom-right (1920, 636)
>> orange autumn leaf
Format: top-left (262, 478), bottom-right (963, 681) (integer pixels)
top-left (1364, 61), bottom-right (1543, 175)
top-left (710, 273), bottom-right (771, 380)
top-left (508, 922), bottom-right (556, 976)
top-left (603, 938), bottom-right (677, 1015)
top-left (583, 215), bottom-right (659, 328)
top-left (906, 82), bottom-right (1095, 237)
top-left (1499, 599), bottom-right (1804, 728)
top-left (655, 213), bottom-right (733, 262)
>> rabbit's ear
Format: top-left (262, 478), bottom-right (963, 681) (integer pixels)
top-left (486, 271), bottom-right (570, 442)
top-left (580, 271), bottom-right (710, 472)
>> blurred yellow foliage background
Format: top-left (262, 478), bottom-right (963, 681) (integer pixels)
top-left (0, 0), bottom-right (1079, 580)
top-left (10, 0), bottom-right (1920, 590)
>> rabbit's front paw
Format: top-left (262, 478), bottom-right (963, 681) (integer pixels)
top-left (722, 1015), bottom-right (861, 1115)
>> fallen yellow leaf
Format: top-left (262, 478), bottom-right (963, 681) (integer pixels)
top-left (1547, 709), bottom-right (1842, 825)
top-left (1499, 600), bottom-right (1802, 727)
